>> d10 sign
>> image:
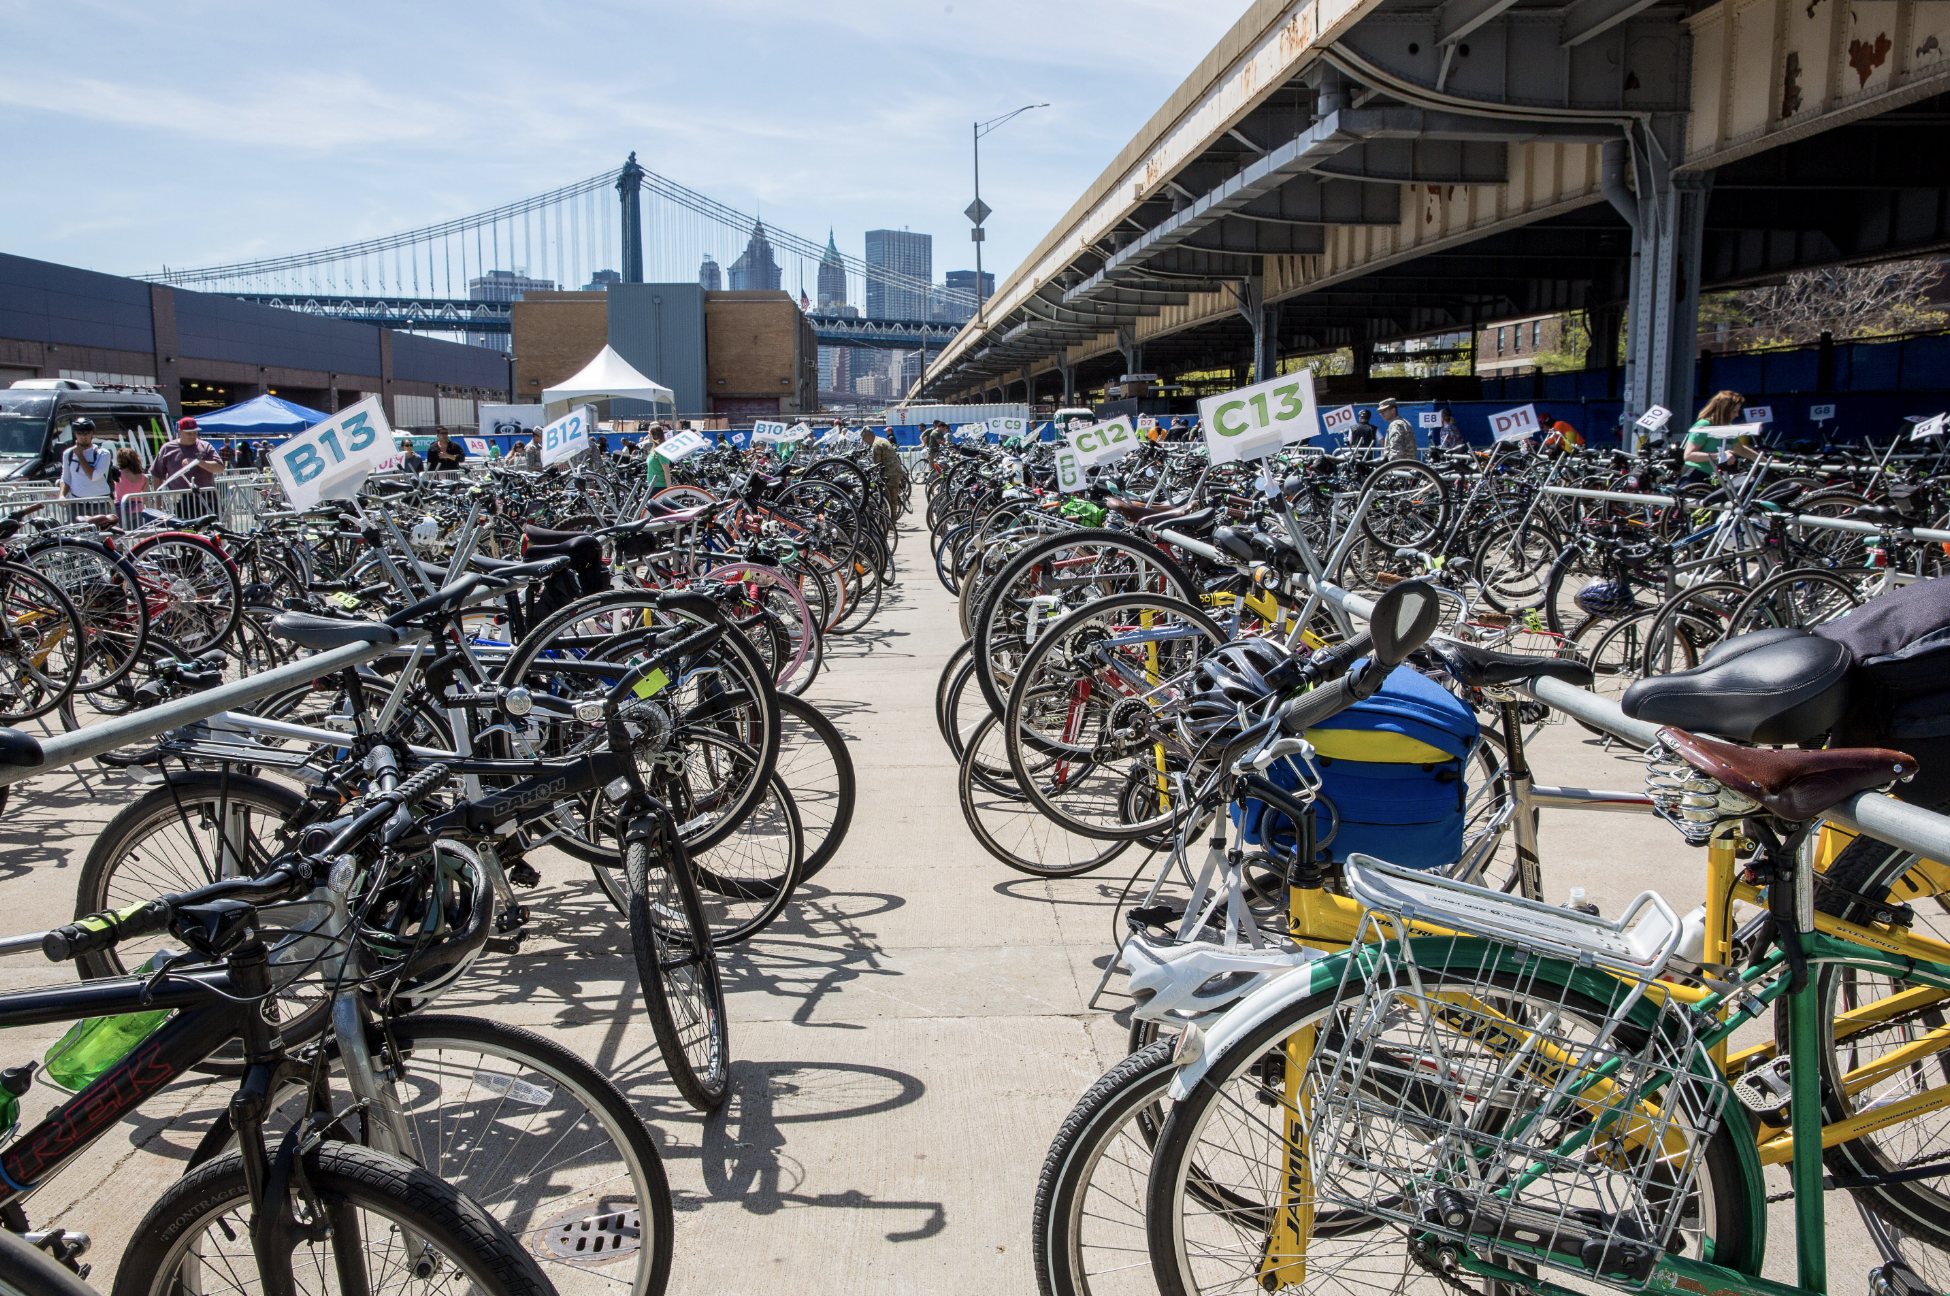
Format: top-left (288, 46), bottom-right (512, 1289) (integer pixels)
top-left (1198, 371), bottom-right (1321, 464)
top-left (1321, 405), bottom-right (1357, 438)
top-left (271, 395), bottom-right (397, 507)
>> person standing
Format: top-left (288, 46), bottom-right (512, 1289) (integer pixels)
top-left (862, 424), bottom-right (907, 519)
top-left (923, 420), bottom-right (948, 474)
top-left (1379, 398), bottom-right (1419, 461)
top-left (1347, 408), bottom-right (1378, 454)
top-left (644, 425), bottom-right (669, 492)
top-left (235, 439), bottom-right (256, 469)
top-left (59, 418), bottom-right (114, 501)
top-left (401, 440), bottom-right (426, 474)
top-left (1435, 407), bottom-right (1465, 451)
top-left (520, 430), bottom-right (544, 468)
top-left (425, 428), bottom-right (466, 472)
top-left (1683, 391), bottom-right (1756, 480)
top-left (149, 418), bottom-right (224, 504)
top-left (112, 447), bottom-right (145, 525)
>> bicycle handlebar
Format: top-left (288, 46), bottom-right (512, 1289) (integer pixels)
top-left (43, 861), bottom-right (310, 963)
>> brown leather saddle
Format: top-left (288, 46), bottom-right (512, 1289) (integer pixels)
top-left (1658, 726), bottom-right (1915, 821)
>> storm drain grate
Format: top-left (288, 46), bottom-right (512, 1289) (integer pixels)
top-left (536, 1205), bottom-right (641, 1262)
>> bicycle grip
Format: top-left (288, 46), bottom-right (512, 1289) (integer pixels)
top-left (1278, 674), bottom-right (1360, 736)
top-left (1304, 632), bottom-right (1374, 684)
top-left (43, 900), bottom-right (169, 962)
top-left (391, 762), bottom-right (452, 808)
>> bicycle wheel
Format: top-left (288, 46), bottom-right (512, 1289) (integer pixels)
top-left (112, 1142), bottom-right (555, 1296)
top-left (0, 562), bottom-right (84, 722)
top-left (1796, 826), bottom-right (1950, 1283)
top-left (21, 537), bottom-right (149, 693)
top-left (339, 1013), bottom-right (672, 1296)
top-left (1002, 594), bottom-right (1224, 842)
top-left (626, 808), bottom-right (730, 1112)
top-left (1035, 1041), bottom-right (1176, 1296)
top-left (1358, 459), bottom-right (1449, 549)
top-left (126, 532), bottom-right (241, 653)
top-left (773, 692), bottom-right (854, 881)
top-left (0, 1231), bottom-right (93, 1296)
top-left (1470, 516), bottom-right (1561, 611)
top-left (1639, 581), bottom-right (1751, 678)
top-left (1566, 605), bottom-right (1678, 730)
top-left (961, 715), bottom-right (1133, 878)
top-left (687, 769), bottom-right (804, 945)
top-left (1724, 566), bottom-right (1866, 637)
top-left (1144, 964), bottom-right (1757, 1296)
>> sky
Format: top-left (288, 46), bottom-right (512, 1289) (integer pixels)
top-left (0, 0), bottom-right (1242, 297)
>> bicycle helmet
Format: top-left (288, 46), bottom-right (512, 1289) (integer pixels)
top-left (409, 514), bottom-right (443, 551)
top-left (1178, 637), bottom-right (1294, 741)
top-left (1125, 931), bottom-right (1314, 1025)
top-left (1574, 578), bottom-right (1637, 618)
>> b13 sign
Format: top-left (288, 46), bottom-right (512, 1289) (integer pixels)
top-left (1197, 371), bottom-right (1321, 464)
top-left (1071, 417), bottom-right (1140, 466)
top-left (271, 395), bottom-right (397, 507)
top-left (539, 406), bottom-right (596, 467)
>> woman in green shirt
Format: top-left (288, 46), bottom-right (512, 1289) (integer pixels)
top-left (1682, 389), bottom-right (1758, 479)
top-left (644, 425), bottom-right (668, 491)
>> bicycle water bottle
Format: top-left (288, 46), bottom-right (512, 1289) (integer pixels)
top-left (42, 954), bottom-right (172, 1093)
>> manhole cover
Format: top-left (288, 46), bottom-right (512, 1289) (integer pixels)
top-left (536, 1205), bottom-right (641, 1263)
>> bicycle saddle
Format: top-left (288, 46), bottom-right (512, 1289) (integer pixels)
top-left (522, 524), bottom-right (595, 544)
top-left (1102, 497), bottom-right (1186, 524)
top-left (268, 612), bottom-right (402, 651)
top-left (1622, 629), bottom-right (1851, 744)
top-left (1658, 725), bottom-right (1914, 820)
top-left (522, 532), bottom-right (603, 562)
top-left (1212, 526), bottom-right (1265, 564)
top-left (1151, 507), bottom-right (1217, 538)
top-left (1422, 639), bottom-right (1595, 690)
top-left (1849, 505), bottom-right (1911, 528)
top-left (0, 728), bottom-right (44, 768)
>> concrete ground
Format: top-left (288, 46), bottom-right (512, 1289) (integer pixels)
top-left (0, 516), bottom-right (1897, 1293)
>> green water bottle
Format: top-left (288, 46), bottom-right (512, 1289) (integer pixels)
top-left (42, 954), bottom-right (172, 1093)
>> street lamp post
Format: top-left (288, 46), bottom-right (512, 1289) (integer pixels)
top-left (970, 103), bottom-right (1048, 325)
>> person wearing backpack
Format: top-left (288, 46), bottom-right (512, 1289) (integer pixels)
top-left (58, 418), bottom-right (114, 501)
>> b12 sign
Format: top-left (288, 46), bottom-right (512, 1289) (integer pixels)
top-left (657, 429), bottom-right (709, 460)
top-left (1197, 371), bottom-right (1321, 464)
top-left (1635, 405), bottom-right (1672, 431)
top-left (270, 395), bottom-right (397, 507)
top-left (1321, 405), bottom-right (1357, 438)
top-left (1489, 404), bottom-right (1540, 442)
top-left (1071, 417), bottom-right (1141, 466)
top-left (539, 406), bottom-right (596, 467)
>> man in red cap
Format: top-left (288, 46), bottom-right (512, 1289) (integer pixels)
top-left (149, 417), bottom-right (224, 498)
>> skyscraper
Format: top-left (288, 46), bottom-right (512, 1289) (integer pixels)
top-left (944, 269), bottom-right (993, 300)
top-left (727, 221), bottom-right (783, 291)
top-left (817, 231), bottom-right (847, 311)
top-left (467, 268), bottom-right (555, 351)
top-left (865, 229), bottom-right (931, 320)
top-left (698, 256), bottom-right (722, 291)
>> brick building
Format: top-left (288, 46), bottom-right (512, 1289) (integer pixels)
top-left (1475, 315), bottom-right (1570, 378)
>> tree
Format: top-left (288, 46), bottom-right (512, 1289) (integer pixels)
top-left (1721, 258), bottom-right (1947, 347)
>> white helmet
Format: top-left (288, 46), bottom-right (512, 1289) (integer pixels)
top-left (1124, 931), bottom-right (1316, 1026)
top-left (409, 515), bottom-right (442, 551)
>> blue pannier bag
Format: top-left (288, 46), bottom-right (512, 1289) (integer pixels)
top-left (1234, 668), bottom-right (1479, 870)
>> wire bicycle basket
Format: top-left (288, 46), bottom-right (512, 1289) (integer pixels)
top-left (1297, 856), bottom-right (1730, 1288)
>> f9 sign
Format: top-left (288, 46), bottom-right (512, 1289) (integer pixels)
top-left (1071, 417), bottom-right (1140, 466)
top-left (271, 394), bottom-right (396, 507)
top-left (1197, 371), bottom-right (1321, 464)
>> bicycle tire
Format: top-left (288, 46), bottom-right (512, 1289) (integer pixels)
top-left (20, 536), bottom-right (149, 693)
top-left (1034, 1040), bottom-right (1175, 1296)
top-left (960, 715), bottom-right (1133, 878)
top-left (112, 1142), bottom-right (555, 1296)
top-left (626, 809), bottom-right (731, 1112)
top-left (1357, 458), bottom-right (1450, 550)
top-left (1724, 566), bottom-right (1867, 637)
top-left (774, 692), bottom-right (854, 880)
top-left (125, 532), bottom-right (241, 654)
top-left (0, 562), bottom-right (85, 723)
top-left (0, 1231), bottom-right (93, 1296)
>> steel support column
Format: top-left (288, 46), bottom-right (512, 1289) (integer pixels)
top-left (617, 152), bottom-right (646, 284)
top-left (1021, 365), bottom-right (1036, 409)
top-left (1616, 122), bottom-right (1710, 421)
top-left (1116, 326), bottom-right (1143, 381)
top-left (1059, 359), bottom-right (1076, 404)
top-left (1235, 274), bottom-right (1279, 382)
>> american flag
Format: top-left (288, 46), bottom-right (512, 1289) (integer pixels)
top-left (800, 291), bottom-right (810, 310)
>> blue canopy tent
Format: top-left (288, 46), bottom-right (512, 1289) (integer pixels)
top-left (193, 394), bottom-right (328, 437)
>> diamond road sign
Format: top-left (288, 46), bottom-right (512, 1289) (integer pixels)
top-left (965, 199), bottom-right (992, 226)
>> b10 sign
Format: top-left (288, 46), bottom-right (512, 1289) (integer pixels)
top-left (1197, 371), bottom-right (1321, 464)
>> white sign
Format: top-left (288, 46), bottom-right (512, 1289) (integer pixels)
top-left (1136, 415), bottom-right (1158, 433)
top-left (1635, 405), bottom-right (1672, 431)
top-left (1321, 405), bottom-right (1357, 439)
top-left (538, 405), bottom-right (595, 467)
top-left (1744, 404), bottom-right (1774, 424)
top-left (1912, 413), bottom-right (1947, 441)
top-left (1197, 371), bottom-right (1322, 464)
top-left (270, 395), bottom-right (397, 507)
top-left (1488, 404), bottom-right (1540, 442)
top-left (1070, 417), bottom-right (1142, 467)
top-left (1810, 404), bottom-right (1837, 423)
top-left (478, 404), bottom-right (546, 438)
top-left (1417, 411), bottom-right (1443, 429)
top-left (1701, 422), bottom-right (1764, 440)
top-left (657, 429), bottom-right (709, 460)
top-left (1054, 446), bottom-right (1086, 492)
top-left (463, 437), bottom-right (489, 457)
top-left (989, 416), bottom-right (1027, 439)
top-left (751, 420), bottom-right (788, 443)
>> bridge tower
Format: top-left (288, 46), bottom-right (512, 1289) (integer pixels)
top-left (617, 152), bottom-right (646, 283)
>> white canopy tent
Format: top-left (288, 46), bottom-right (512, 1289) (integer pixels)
top-left (541, 346), bottom-right (676, 417)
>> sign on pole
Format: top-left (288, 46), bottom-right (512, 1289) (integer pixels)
top-left (751, 420), bottom-right (788, 443)
top-left (1700, 422), bottom-right (1765, 440)
top-left (1070, 417), bottom-right (1142, 467)
top-left (1811, 404), bottom-right (1837, 423)
top-left (1055, 444), bottom-right (1086, 492)
top-left (1744, 404), bottom-right (1774, 424)
top-left (1635, 405), bottom-right (1672, 432)
top-left (463, 437), bottom-right (489, 457)
top-left (1417, 411), bottom-right (1443, 429)
top-left (1320, 405), bottom-right (1357, 439)
top-left (538, 405), bottom-right (596, 467)
top-left (1912, 413), bottom-right (1947, 441)
top-left (657, 428), bottom-right (709, 460)
top-left (1488, 404), bottom-right (1540, 442)
top-left (270, 394), bottom-right (397, 507)
top-left (1197, 371), bottom-right (1322, 464)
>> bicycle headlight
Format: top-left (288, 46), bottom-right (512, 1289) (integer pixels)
top-left (501, 686), bottom-right (534, 717)
top-left (573, 698), bottom-right (606, 723)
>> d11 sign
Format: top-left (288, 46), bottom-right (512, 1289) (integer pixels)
top-left (271, 395), bottom-right (397, 507)
top-left (1489, 404), bottom-right (1539, 442)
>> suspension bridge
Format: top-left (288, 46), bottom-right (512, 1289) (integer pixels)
top-left (139, 155), bottom-right (973, 354)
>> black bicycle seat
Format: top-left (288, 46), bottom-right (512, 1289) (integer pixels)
top-left (1424, 639), bottom-right (1595, 690)
top-left (523, 534), bottom-right (603, 562)
top-left (1850, 505), bottom-right (1911, 528)
top-left (522, 524), bottom-right (594, 545)
top-left (267, 613), bottom-right (402, 651)
top-left (1622, 628), bottom-right (1852, 744)
top-left (1155, 507), bottom-right (1218, 538)
top-left (0, 728), bottom-right (44, 768)
top-left (1212, 526), bottom-right (1263, 564)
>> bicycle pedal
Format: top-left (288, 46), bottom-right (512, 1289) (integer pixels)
top-left (1872, 1261), bottom-right (1937, 1296)
top-left (494, 904), bottom-right (529, 934)
top-left (507, 861), bottom-right (541, 889)
top-left (1732, 1057), bottom-right (1794, 1113)
top-left (483, 935), bottom-right (523, 955)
